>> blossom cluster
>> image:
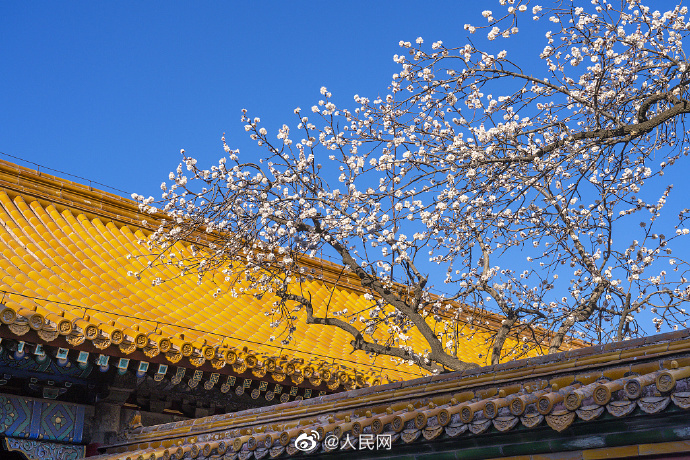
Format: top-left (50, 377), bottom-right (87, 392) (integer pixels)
top-left (134, 0), bottom-right (690, 370)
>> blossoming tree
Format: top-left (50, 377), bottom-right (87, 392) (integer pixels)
top-left (136, 0), bottom-right (690, 372)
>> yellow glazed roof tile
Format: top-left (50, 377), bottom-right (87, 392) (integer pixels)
top-left (88, 330), bottom-right (690, 459)
top-left (0, 159), bottom-right (544, 389)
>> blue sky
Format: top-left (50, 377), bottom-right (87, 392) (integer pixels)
top-left (1, 1), bottom-right (512, 199)
top-left (3, 1), bottom-right (690, 339)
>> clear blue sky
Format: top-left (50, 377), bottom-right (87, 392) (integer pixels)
top-left (3, 1), bottom-right (689, 338)
top-left (1, 1), bottom-right (513, 199)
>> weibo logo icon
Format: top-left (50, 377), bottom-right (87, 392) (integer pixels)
top-left (294, 430), bottom-right (320, 451)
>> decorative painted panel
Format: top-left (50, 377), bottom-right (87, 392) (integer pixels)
top-left (0, 347), bottom-right (93, 380)
top-left (35, 401), bottom-right (85, 443)
top-left (0, 394), bottom-right (84, 443)
top-left (4, 437), bottom-right (84, 460)
top-left (0, 394), bottom-right (31, 437)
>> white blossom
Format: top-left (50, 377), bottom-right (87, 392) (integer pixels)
top-left (137, 1), bottom-right (690, 373)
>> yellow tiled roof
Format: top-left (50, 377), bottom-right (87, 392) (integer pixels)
top-left (93, 329), bottom-right (690, 460)
top-left (0, 159), bottom-right (530, 388)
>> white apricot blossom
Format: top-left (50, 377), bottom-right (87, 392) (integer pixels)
top-left (136, 0), bottom-right (690, 372)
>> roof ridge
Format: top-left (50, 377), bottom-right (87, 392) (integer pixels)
top-left (103, 327), bottom-right (690, 451)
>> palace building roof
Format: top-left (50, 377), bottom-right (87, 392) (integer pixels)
top-left (91, 328), bottom-right (690, 460)
top-left (0, 159), bottom-right (525, 393)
